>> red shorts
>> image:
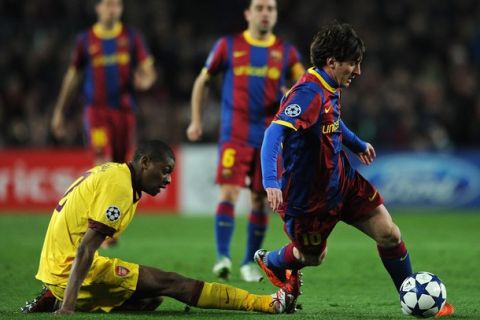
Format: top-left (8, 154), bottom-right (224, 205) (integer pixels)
top-left (84, 106), bottom-right (136, 163)
top-left (279, 171), bottom-right (384, 255)
top-left (215, 141), bottom-right (264, 193)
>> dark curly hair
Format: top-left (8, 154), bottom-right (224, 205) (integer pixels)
top-left (310, 22), bottom-right (365, 68)
top-left (133, 140), bottom-right (175, 163)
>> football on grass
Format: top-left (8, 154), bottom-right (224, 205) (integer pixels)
top-left (399, 272), bottom-right (446, 318)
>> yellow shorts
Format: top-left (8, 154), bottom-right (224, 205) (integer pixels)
top-left (46, 256), bottom-right (139, 312)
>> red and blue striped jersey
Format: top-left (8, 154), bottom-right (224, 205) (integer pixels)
top-left (70, 22), bottom-right (152, 111)
top-left (272, 67), bottom-right (349, 214)
top-left (203, 30), bottom-right (303, 147)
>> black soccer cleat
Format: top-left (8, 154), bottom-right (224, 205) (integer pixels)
top-left (21, 286), bottom-right (59, 313)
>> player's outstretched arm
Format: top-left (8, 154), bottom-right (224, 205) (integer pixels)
top-left (261, 123), bottom-right (288, 211)
top-left (51, 67), bottom-right (81, 139)
top-left (187, 71), bottom-right (210, 142)
top-left (339, 120), bottom-right (376, 165)
top-left (55, 228), bottom-right (106, 315)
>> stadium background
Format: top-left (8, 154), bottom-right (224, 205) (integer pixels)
top-left (0, 1), bottom-right (479, 318)
top-left (1, 0), bottom-right (480, 212)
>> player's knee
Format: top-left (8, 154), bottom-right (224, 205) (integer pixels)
top-left (220, 185), bottom-right (240, 203)
top-left (378, 223), bottom-right (401, 247)
top-left (250, 192), bottom-right (265, 211)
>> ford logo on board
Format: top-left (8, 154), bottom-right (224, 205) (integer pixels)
top-left (359, 153), bottom-right (480, 207)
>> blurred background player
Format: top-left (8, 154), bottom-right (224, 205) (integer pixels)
top-left (22, 140), bottom-right (300, 315)
top-left (51, 0), bottom-right (156, 164)
top-left (256, 22), bottom-right (454, 317)
top-left (186, 0), bottom-right (305, 282)
top-left (50, 0), bottom-right (156, 249)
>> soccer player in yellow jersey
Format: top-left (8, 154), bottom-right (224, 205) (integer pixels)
top-left (22, 140), bottom-right (300, 315)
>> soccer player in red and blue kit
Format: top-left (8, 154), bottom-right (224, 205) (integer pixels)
top-left (187, 0), bottom-right (304, 282)
top-left (256, 22), bottom-right (454, 317)
top-left (51, 0), bottom-right (156, 164)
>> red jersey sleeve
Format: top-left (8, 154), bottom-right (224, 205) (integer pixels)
top-left (287, 45), bottom-right (304, 81)
top-left (70, 33), bottom-right (87, 70)
top-left (132, 30), bottom-right (152, 65)
top-left (203, 37), bottom-right (228, 76)
top-left (273, 84), bottom-right (322, 130)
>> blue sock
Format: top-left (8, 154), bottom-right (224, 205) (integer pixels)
top-left (215, 201), bottom-right (234, 258)
top-left (378, 241), bottom-right (413, 291)
top-left (266, 243), bottom-right (304, 270)
top-left (242, 210), bottom-right (267, 265)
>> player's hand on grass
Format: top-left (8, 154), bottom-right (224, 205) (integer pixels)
top-left (51, 112), bottom-right (66, 139)
top-left (266, 187), bottom-right (283, 211)
top-left (54, 307), bottom-right (74, 316)
top-left (357, 143), bottom-right (376, 165)
top-left (186, 122), bottom-right (203, 141)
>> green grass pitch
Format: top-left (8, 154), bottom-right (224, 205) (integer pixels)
top-left (1, 211), bottom-right (479, 319)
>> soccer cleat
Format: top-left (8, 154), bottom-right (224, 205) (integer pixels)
top-left (240, 263), bottom-right (263, 282)
top-left (212, 256), bottom-right (232, 280)
top-left (435, 302), bottom-right (455, 318)
top-left (254, 249), bottom-right (289, 288)
top-left (282, 270), bottom-right (302, 297)
top-left (21, 286), bottom-right (59, 313)
top-left (270, 289), bottom-right (291, 313)
top-left (270, 270), bottom-right (303, 314)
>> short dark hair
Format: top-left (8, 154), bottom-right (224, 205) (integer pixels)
top-left (133, 140), bottom-right (175, 163)
top-left (310, 22), bottom-right (365, 68)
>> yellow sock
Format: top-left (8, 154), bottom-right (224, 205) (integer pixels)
top-left (195, 282), bottom-right (275, 313)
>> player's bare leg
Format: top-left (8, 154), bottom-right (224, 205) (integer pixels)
top-left (114, 296), bottom-right (164, 311)
top-left (213, 184), bottom-right (240, 280)
top-left (355, 206), bottom-right (455, 318)
top-left (353, 204), bottom-right (413, 290)
top-left (134, 265), bottom-right (298, 313)
top-left (353, 204), bottom-right (454, 316)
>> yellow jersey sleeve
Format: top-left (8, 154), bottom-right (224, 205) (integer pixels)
top-left (88, 164), bottom-right (135, 233)
top-left (89, 182), bottom-right (132, 232)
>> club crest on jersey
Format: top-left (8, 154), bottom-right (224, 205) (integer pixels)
top-left (115, 266), bottom-right (130, 277)
top-left (106, 206), bottom-right (121, 222)
top-left (285, 104), bottom-right (301, 117)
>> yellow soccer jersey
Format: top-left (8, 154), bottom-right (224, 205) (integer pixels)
top-left (36, 162), bottom-right (141, 286)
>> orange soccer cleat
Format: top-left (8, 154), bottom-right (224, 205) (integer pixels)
top-left (435, 302), bottom-right (455, 318)
top-left (254, 249), bottom-right (289, 288)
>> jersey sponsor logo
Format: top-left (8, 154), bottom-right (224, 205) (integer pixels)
top-left (92, 52), bottom-right (130, 67)
top-left (322, 119), bottom-right (340, 134)
top-left (233, 65), bottom-right (280, 80)
top-left (324, 106), bottom-right (332, 113)
top-left (106, 206), bottom-right (121, 222)
top-left (115, 266), bottom-right (130, 277)
top-left (284, 104), bottom-right (301, 117)
top-left (233, 50), bottom-right (247, 58)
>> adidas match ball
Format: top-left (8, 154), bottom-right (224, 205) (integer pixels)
top-left (399, 272), bottom-right (446, 318)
